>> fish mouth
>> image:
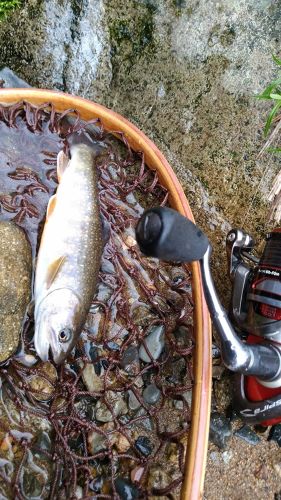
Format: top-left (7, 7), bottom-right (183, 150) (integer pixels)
top-left (34, 320), bottom-right (67, 365)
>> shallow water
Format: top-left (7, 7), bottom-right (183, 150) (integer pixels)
top-left (0, 102), bottom-right (194, 499)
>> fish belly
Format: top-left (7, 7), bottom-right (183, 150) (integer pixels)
top-left (35, 160), bottom-right (102, 312)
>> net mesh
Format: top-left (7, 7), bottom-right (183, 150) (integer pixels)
top-left (0, 102), bottom-right (194, 499)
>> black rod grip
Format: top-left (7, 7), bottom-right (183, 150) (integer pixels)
top-left (135, 207), bottom-right (210, 262)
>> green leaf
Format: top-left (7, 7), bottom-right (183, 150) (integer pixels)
top-left (264, 100), bottom-right (281, 136)
top-left (256, 76), bottom-right (281, 99)
top-left (270, 93), bottom-right (281, 100)
top-left (272, 54), bottom-right (281, 67)
top-left (267, 147), bottom-right (281, 154)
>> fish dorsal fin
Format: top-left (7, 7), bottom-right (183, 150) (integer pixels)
top-left (57, 150), bottom-right (69, 182)
top-left (46, 195), bottom-right (57, 221)
top-left (46, 256), bottom-right (66, 289)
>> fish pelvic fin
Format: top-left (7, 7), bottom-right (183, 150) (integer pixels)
top-left (46, 194), bottom-right (57, 222)
top-left (46, 255), bottom-right (67, 289)
top-left (57, 150), bottom-right (69, 182)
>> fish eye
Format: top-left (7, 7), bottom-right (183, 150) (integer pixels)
top-left (58, 328), bottom-right (72, 343)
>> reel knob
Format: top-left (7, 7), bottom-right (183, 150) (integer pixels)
top-left (136, 207), bottom-right (210, 262)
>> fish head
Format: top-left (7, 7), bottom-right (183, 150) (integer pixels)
top-left (34, 289), bottom-right (83, 364)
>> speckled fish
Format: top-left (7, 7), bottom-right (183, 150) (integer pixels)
top-left (34, 143), bottom-right (104, 364)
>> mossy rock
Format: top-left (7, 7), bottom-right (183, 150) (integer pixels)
top-left (0, 0), bottom-right (22, 19)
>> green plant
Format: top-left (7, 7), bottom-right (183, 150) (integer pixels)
top-left (256, 54), bottom-right (281, 149)
top-left (0, 0), bottom-right (22, 19)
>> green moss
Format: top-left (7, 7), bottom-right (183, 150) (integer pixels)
top-left (109, 3), bottom-right (155, 60)
top-left (0, 0), bottom-right (22, 19)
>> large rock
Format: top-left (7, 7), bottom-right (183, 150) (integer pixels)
top-left (0, 221), bottom-right (32, 362)
top-left (0, 0), bottom-right (112, 100)
top-left (0, 0), bottom-right (279, 301)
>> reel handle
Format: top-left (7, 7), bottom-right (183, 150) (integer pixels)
top-left (135, 207), bottom-right (210, 262)
top-left (135, 206), bottom-right (281, 384)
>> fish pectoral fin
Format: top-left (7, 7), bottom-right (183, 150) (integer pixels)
top-left (46, 195), bottom-right (57, 221)
top-left (57, 150), bottom-right (69, 182)
top-left (46, 255), bottom-right (67, 289)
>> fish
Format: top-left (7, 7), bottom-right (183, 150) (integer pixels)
top-left (34, 142), bottom-right (105, 364)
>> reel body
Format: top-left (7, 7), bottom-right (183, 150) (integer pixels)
top-left (228, 229), bottom-right (281, 425)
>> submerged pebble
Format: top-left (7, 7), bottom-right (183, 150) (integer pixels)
top-left (114, 432), bottom-right (131, 453)
top-left (15, 353), bottom-right (37, 368)
top-left (22, 470), bottom-right (44, 498)
top-left (134, 435), bottom-right (153, 456)
top-left (34, 431), bottom-right (52, 457)
top-left (121, 346), bottom-right (139, 367)
top-left (147, 467), bottom-right (170, 491)
top-left (115, 478), bottom-right (140, 500)
top-left (135, 408), bottom-right (154, 431)
top-left (0, 67), bottom-right (30, 88)
top-left (95, 391), bottom-right (128, 422)
top-left (139, 325), bottom-right (165, 363)
top-left (128, 390), bottom-right (142, 411)
top-left (174, 325), bottom-right (193, 348)
top-left (173, 400), bottom-right (184, 410)
top-left (27, 362), bottom-right (57, 402)
top-left (88, 431), bottom-right (108, 454)
top-left (89, 476), bottom-right (103, 493)
top-left (95, 403), bottom-right (113, 423)
top-left (131, 466), bottom-right (144, 483)
top-left (81, 363), bottom-right (104, 392)
top-left (0, 222), bottom-right (32, 362)
top-left (143, 384), bottom-right (161, 405)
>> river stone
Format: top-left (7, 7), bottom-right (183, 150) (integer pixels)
top-left (89, 476), bottom-right (103, 493)
top-left (87, 430), bottom-right (108, 454)
top-left (113, 432), bottom-right (131, 453)
top-left (130, 466), bottom-right (144, 484)
top-left (128, 390), bottom-right (142, 411)
top-left (147, 466), bottom-right (170, 491)
top-left (143, 384), bottom-right (161, 405)
top-left (209, 412), bottom-right (232, 449)
top-left (95, 391), bottom-right (127, 422)
top-left (174, 400), bottom-right (184, 410)
top-left (121, 345), bottom-right (139, 368)
top-left (135, 408), bottom-right (154, 431)
top-left (81, 363), bottom-right (104, 392)
top-left (0, 222), bottom-right (32, 363)
top-left (34, 431), bottom-right (52, 455)
top-left (139, 325), bottom-right (165, 363)
top-left (0, 0), bottom-right (112, 100)
top-left (268, 424), bottom-right (281, 447)
top-left (0, 67), bottom-right (30, 88)
top-left (234, 425), bottom-right (261, 445)
top-left (22, 470), bottom-right (44, 498)
top-left (134, 435), bottom-right (153, 457)
top-left (182, 391), bottom-right (192, 408)
top-left (95, 402), bottom-right (112, 423)
top-left (27, 362), bottom-right (57, 402)
top-left (115, 478), bottom-right (140, 500)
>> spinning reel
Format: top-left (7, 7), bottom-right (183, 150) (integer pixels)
top-left (136, 207), bottom-right (281, 425)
